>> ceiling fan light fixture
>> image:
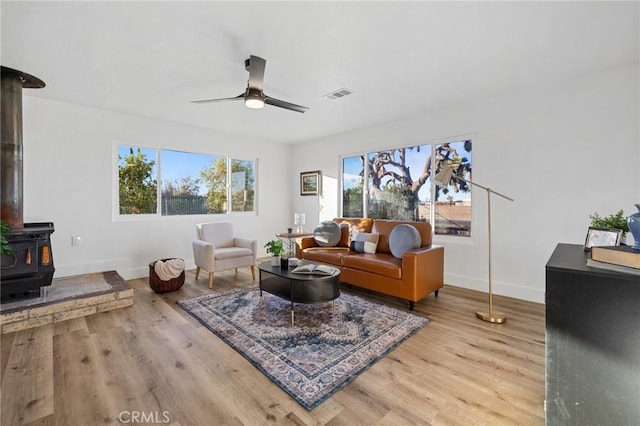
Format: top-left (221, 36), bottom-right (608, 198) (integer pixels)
top-left (191, 55), bottom-right (308, 113)
top-left (245, 89), bottom-right (264, 109)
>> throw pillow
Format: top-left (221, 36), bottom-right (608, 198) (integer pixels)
top-left (338, 223), bottom-right (351, 247)
top-left (350, 232), bottom-right (380, 254)
top-left (313, 221), bottom-right (341, 247)
top-left (389, 224), bottom-right (422, 258)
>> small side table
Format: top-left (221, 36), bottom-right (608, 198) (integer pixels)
top-left (275, 232), bottom-right (313, 255)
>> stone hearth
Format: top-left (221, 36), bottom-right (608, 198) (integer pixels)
top-left (0, 271), bottom-right (133, 334)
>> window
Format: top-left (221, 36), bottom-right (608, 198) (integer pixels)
top-left (116, 145), bottom-right (256, 217)
top-left (342, 156), bottom-right (364, 217)
top-left (118, 147), bottom-right (158, 215)
top-left (433, 141), bottom-right (472, 236)
top-left (341, 139), bottom-right (472, 236)
top-left (230, 159), bottom-right (255, 212)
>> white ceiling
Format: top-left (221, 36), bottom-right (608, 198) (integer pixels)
top-left (2, 1), bottom-right (638, 144)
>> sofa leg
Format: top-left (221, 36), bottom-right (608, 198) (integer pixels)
top-left (435, 289), bottom-right (439, 297)
top-left (409, 301), bottom-right (415, 311)
top-left (208, 273), bottom-right (214, 289)
top-left (195, 266), bottom-right (200, 280)
top-left (251, 265), bottom-right (256, 281)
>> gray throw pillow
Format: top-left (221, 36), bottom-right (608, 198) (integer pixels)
top-left (313, 221), bottom-right (341, 247)
top-left (350, 232), bottom-right (379, 254)
top-left (389, 224), bottom-right (422, 258)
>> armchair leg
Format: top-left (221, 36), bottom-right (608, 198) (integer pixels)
top-left (195, 266), bottom-right (200, 280)
top-left (208, 273), bottom-right (214, 289)
top-left (235, 268), bottom-right (238, 274)
top-left (251, 265), bottom-right (256, 281)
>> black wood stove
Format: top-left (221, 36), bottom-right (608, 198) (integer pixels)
top-left (1, 223), bottom-right (55, 300)
top-left (1, 66), bottom-right (55, 301)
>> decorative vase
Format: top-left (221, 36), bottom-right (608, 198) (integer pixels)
top-left (628, 204), bottom-right (640, 252)
top-left (270, 255), bottom-right (281, 267)
top-left (280, 255), bottom-right (289, 270)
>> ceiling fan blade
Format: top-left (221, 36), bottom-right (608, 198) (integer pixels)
top-left (264, 95), bottom-right (309, 113)
top-left (247, 55), bottom-right (266, 91)
top-left (190, 93), bottom-right (244, 104)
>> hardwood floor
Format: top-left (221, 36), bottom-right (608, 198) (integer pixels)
top-left (1, 268), bottom-right (545, 425)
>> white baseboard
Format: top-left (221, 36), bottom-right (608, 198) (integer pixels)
top-left (54, 259), bottom-right (197, 282)
top-left (444, 272), bottom-right (544, 304)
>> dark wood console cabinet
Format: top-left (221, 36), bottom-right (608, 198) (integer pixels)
top-left (545, 243), bottom-right (640, 425)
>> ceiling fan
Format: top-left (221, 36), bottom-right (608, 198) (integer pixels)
top-left (191, 55), bottom-right (309, 113)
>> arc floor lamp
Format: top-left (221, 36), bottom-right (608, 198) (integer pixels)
top-left (433, 162), bottom-right (514, 324)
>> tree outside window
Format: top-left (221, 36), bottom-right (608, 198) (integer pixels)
top-left (342, 156), bottom-right (364, 217)
top-left (199, 157), bottom-right (228, 214)
top-left (433, 141), bottom-right (472, 236)
top-left (230, 160), bottom-right (255, 212)
top-left (118, 148), bottom-right (157, 215)
top-left (117, 146), bottom-right (256, 217)
top-left (341, 139), bottom-right (472, 236)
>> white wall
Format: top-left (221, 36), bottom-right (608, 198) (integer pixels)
top-left (21, 97), bottom-right (293, 279)
top-left (291, 64), bottom-right (640, 303)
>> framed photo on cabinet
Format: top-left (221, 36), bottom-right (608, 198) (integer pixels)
top-left (584, 227), bottom-right (622, 251)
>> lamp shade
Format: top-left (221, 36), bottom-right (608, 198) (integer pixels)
top-left (433, 164), bottom-right (455, 187)
top-left (294, 213), bottom-right (306, 225)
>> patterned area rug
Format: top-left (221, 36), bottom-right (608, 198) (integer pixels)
top-left (177, 285), bottom-right (429, 410)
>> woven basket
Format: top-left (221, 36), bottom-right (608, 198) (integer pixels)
top-left (149, 258), bottom-right (185, 293)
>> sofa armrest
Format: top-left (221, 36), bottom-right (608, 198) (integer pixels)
top-left (402, 245), bottom-right (444, 299)
top-left (296, 236), bottom-right (317, 258)
top-left (192, 240), bottom-right (216, 271)
top-left (235, 237), bottom-right (258, 262)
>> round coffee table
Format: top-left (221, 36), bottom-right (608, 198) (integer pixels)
top-left (257, 260), bottom-right (340, 326)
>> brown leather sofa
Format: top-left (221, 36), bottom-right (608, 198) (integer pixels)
top-left (297, 218), bottom-right (444, 310)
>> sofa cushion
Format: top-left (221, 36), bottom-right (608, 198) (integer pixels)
top-left (333, 218), bottom-right (373, 234)
top-left (314, 221), bottom-right (341, 247)
top-left (389, 224), bottom-right (422, 258)
top-left (350, 232), bottom-right (379, 254)
top-left (342, 253), bottom-right (402, 280)
top-left (301, 247), bottom-right (349, 265)
top-left (372, 219), bottom-right (432, 253)
top-left (215, 247), bottom-right (253, 260)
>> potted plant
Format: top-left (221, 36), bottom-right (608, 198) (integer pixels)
top-left (1, 220), bottom-right (15, 268)
top-left (264, 240), bottom-right (285, 267)
top-left (589, 210), bottom-right (630, 239)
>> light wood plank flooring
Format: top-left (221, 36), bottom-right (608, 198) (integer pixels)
top-left (1, 267), bottom-right (545, 425)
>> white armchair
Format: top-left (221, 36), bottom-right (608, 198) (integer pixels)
top-left (192, 222), bottom-right (257, 289)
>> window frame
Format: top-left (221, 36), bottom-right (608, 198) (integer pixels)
top-left (112, 141), bottom-right (258, 221)
top-left (339, 135), bottom-right (473, 237)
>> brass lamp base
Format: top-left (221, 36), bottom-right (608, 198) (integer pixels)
top-left (476, 310), bottom-right (507, 324)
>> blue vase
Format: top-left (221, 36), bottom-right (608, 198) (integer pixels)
top-left (628, 204), bottom-right (640, 251)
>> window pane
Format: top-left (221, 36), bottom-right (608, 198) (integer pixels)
top-left (230, 159), bottom-right (255, 212)
top-left (199, 156), bottom-right (227, 214)
top-left (342, 156), bottom-right (364, 217)
top-left (118, 146), bottom-right (157, 214)
top-left (160, 150), bottom-right (212, 215)
top-left (434, 140), bottom-right (472, 236)
top-left (367, 145), bottom-right (431, 221)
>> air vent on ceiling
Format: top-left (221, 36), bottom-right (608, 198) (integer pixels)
top-left (323, 88), bottom-right (353, 100)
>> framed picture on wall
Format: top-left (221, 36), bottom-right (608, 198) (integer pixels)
top-left (584, 227), bottom-right (622, 251)
top-left (300, 170), bottom-right (321, 196)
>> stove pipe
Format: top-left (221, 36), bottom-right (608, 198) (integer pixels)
top-left (1, 66), bottom-right (45, 229)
